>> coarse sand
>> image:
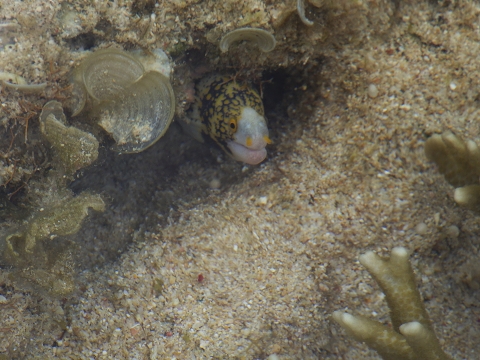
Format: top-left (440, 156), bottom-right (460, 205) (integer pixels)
top-left (0, 1), bottom-right (480, 359)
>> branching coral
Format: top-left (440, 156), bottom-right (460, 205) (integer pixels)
top-left (425, 131), bottom-right (480, 211)
top-left (333, 247), bottom-right (453, 360)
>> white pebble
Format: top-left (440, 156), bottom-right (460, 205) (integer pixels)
top-left (209, 178), bottom-right (221, 189)
top-left (0, 295), bottom-right (7, 303)
top-left (415, 222), bottom-right (428, 235)
top-left (258, 196), bottom-right (268, 205)
top-left (449, 82), bottom-right (457, 91)
top-left (368, 84), bottom-right (379, 98)
top-left (267, 355), bottom-right (280, 360)
top-left (446, 225), bottom-right (459, 238)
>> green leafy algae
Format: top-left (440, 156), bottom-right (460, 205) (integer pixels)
top-left (6, 191), bottom-right (105, 255)
top-left (39, 100), bottom-right (99, 175)
top-left (1, 101), bottom-right (104, 296)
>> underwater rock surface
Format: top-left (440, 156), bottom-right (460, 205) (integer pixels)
top-left (0, 0), bottom-right (479, 359)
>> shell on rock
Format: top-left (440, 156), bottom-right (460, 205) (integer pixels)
top-left (77, 49), bottom-right (144, 103)
top-left (72, 48), bottom-right (175, 153)
top-left (96, 71), bottom-right (175, 153)
top-left (0, 71), bottom-right (47, 93)
top-left (219, 28), bottom-right (276, 53)
top-left (297, 0), bottom-right (314, 26)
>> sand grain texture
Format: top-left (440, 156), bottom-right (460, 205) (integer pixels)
top-left (0, 0), bottom-right (479, 359)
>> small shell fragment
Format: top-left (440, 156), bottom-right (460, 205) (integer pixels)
top-left (297, 0), bottom-right (314, 26)
top-left (368, 84), bottom-right (379, 98)
top-left (2, 82), bottom-right (47, 92)
top-left (219, 28), bottom-right (276, 53)
top-left (0, 72), bottom-right (27, 84)
top-left (0, 71), bottom-right (47, 93)
top-left (40, 100), bottom-right (67, 124)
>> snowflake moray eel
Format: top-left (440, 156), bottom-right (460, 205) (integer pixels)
top-left (181, 75), bottom-right (271, 165)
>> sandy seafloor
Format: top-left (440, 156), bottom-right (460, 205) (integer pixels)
top-left (1, 0), bottom-right (480, 359)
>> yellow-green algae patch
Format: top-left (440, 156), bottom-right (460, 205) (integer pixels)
top-left (40, 100), bottom-right (99, 175)
top-left (6, 191), bottom-right (105, 255)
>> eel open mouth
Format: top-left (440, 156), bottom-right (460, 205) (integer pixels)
top-left (227, 140), bottom-right (267, 165)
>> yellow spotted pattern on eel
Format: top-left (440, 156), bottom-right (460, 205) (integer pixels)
top-left (195, 75), bottom-right (264, 155)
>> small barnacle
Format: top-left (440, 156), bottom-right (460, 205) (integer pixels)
top-left (297, 0), bottom-right (314, 26)
top-left (219, 28), bottom-right (276, 53)
top-left (72, 48), bottom-right (175, 153)
top-left (39, 100), bottom-right (99, 175)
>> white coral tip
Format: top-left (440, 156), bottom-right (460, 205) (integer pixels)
top-left (359, 251), bottom-right (376, 267)
top-left (399, 321), bottom-right (422, 337)
top-left (454, 187), bottom-right (469, 205)
top-left (391, 247), bottom-right (408, 259)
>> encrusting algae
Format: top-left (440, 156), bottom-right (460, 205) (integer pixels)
top-left (2, 100), bottom-right (105, 296)
top-left (6, 192), bottom-right (105, 256)
top-left (0, 0), bottom-right (478, 358)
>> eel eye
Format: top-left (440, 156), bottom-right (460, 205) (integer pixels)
top-left (229, 119), bottom-right (237, 131)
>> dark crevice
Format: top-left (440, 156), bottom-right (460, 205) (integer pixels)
top-left (63, 31), bottom-right (97, 51)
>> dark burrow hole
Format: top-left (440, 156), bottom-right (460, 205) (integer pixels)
top-left (63, 31), bottom-right (97, 51)
top-left (0, 61), bottom-right (320, 281)
top-left (131, 0), bottom-right (156, 16)
top-left (66, 67), bottom-right (304, 270)
top-left (63, 19), bottom-right (114, 51)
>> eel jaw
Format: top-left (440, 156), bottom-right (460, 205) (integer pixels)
top-left (227, 141), bottom-right (267, 165)
top-left (227, 107), bottom-right (270, 165)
